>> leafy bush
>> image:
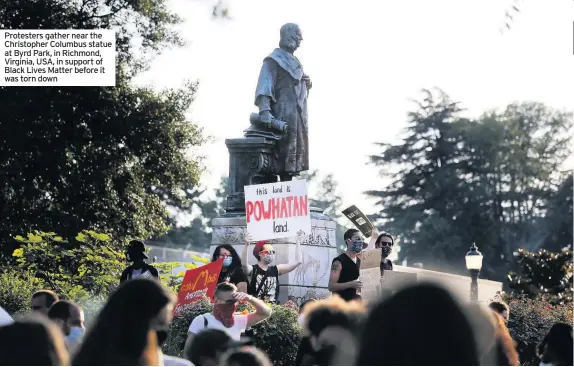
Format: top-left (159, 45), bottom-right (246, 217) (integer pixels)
top-left (163, 298), bottom-right (214, 357)
top-left (251, 303), bottom-right (300, 366)
top-left (508, 248), bottom-right (573, 304)
top-left (0, 268), bottom-right (44, 315)
top-left (163, 298), bottom-right (301, 365)
top-left (507, 296), bottom-right (573, 365)
top-left (11, 230), bottom-right (124, 299)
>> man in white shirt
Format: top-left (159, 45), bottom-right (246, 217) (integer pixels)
top-left (184, 282), bottom-right (271, 352)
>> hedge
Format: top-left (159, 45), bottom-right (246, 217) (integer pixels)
top-left (507, 296), bottom-right (573, 365)
top-left (163, 298), bottom-right (301, 366)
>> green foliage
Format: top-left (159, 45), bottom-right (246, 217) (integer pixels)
top-left (506, 296), bottom-right (573, 365)
top-left (508, 248), bottom-right (573, 304)
top-left (367, 88), bottom-right (573, 280)
top-left (0, 268), bottom-right (43, 315)
top-left (163, 297), bottom-right (214, 357)
top-left (3, 230), bottom-right (182, 317)
top-left (153, 176), bottom-right (229, 251)
top-left (164, 299), bottom-right (300, 366)
top-left (250, 303), bottom-right (300, 366)
top-left (12, 230), bottom-right (125, 299)
top-left (0, 0), bottom-right (207, 252)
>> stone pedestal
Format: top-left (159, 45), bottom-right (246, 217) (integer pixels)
top-left (225, 138), bottom-right (280, 214)
top-left (211, 208), bottom-right (338, 304)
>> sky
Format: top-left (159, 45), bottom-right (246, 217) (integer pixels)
top-left (135, 0), bottom-right (574, 217)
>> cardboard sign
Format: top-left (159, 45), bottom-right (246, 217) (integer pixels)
top-left (342, 205), bottom-right (374, 238)
top-left (359, 267), bottom-right (382, 303)
top-left (360, 248), bottom-right (382, 269)
top-left (173, 258), bottom-right (224, 316)
top-left (244, 179), bottom-right (311, 241)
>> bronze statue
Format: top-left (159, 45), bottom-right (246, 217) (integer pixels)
top-left (248, 23), bottom-right (311, 182)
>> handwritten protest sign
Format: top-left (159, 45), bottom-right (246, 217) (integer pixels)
top-left (173, 258), bottom-right (224, 316)
top-left (359, 249), bottom-right (382, 302)
top-left (360, 248), bottom-right (382, 269)
top-left (342, 205), bottom-right (374, 238)
top-left (244, 179), bottom-right (311, 241)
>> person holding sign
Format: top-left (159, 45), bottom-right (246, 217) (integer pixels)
top-left (374, 232), bottom-right (395, 275)
top-left (241, 232), bottom-right (303, 303)
top-left (328, 228), bottom-right (378, 301)
top-left (211, 245), bottom-right (248, 293)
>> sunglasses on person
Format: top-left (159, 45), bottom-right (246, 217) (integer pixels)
top-left (260, 249), bottom-right (275, 255)
top-left (378, 241), bottom-right (393, 247)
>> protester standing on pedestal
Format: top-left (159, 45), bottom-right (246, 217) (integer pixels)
top-left (328, 229), bottom-right (377, 301)
top-left (211, 244), bottom-right (248, 293)
top-left (241, 231), bottom-right (303, 303)
top-left (120, 240), bottom-right (159, 283)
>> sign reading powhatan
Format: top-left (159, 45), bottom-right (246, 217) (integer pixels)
top-left (244, 179), bottom-right (311, 241)
top-left (173, 258), bottom-right (224, 316)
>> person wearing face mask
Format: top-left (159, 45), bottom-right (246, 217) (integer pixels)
top-left (120, 240), bottom-right (159, 284)
top-left (374, 232), bottom-right (394, 275)
top-left (328, 229), bottom-right (378, 301)
top-left (212, 244), bottom-right (248, 293)
top-left (241, 231), bottom-right (303, 303)
top-left (47, 300), bottom-right (85, 351)
top-left (184, 282), bottom-right (272, 353)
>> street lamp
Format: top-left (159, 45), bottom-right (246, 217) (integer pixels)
top-left (465, 243), bottom-right (483, 302)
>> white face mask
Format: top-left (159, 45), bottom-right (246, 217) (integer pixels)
top-left (298, 314), bottom-right (305, 328)
top-left (65, 326), bottom-right (85, 348)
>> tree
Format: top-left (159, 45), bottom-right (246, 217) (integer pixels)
top-left (367, 89), bottom-right (470, 273)
top-left (367, 89), bottom-right (572, 280)
top-left (541, 173), bottom-right (573, 252)
top-left (508, 247), bottom-right (573, 305)
top-left (0, 0), bottom-right (209, 252)
top-left (299, 170), bottom-right (347, 252)
top-left (152, 176), bottom-right (229, 251)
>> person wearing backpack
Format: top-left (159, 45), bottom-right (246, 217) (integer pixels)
top-left (120, 240), bottom-right (159, 284)
top-left (184, 282), bottom-right (271, 353)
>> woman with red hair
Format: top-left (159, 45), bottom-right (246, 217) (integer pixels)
top-left (241, 232), bottom-right (303, 303)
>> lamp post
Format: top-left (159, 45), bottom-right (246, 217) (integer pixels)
top-left (465, 243), bottom-right (483, 302)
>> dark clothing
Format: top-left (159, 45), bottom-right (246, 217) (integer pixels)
top-left (332, 253), bottom-right (361, 302)
top-left (380, 259), bottom-right (393, 275)
top-left (119, 263), bottom-right (159, 284)
top-left (217, 266), bottom-right (247, 286)
top-left (248, 264), bottom-right (280, 303)
top-left (295, 337), bottom-right (316, 366)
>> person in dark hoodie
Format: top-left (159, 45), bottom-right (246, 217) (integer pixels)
top-left (120, 240), bottom-right (159, 284)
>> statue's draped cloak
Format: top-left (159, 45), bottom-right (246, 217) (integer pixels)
top-left (255, 48), bottom-right (309, 174)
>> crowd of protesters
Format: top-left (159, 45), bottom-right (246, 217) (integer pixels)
top-left (0, 234), bottom-right (572, 366)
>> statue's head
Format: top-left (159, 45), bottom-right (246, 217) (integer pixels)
top-left (279, 23), bottom-right (302, 52)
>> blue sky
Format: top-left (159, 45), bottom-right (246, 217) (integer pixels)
top-left (135, 0), bottom-right (574, 216)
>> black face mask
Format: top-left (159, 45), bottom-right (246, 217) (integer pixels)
top-left (381, 246), bottom-right (392, 257)
top-left (156, 330), bottom-right (169, 346)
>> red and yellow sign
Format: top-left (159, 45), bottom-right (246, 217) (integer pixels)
top-left (173, 258), bottom-right (224, 316)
